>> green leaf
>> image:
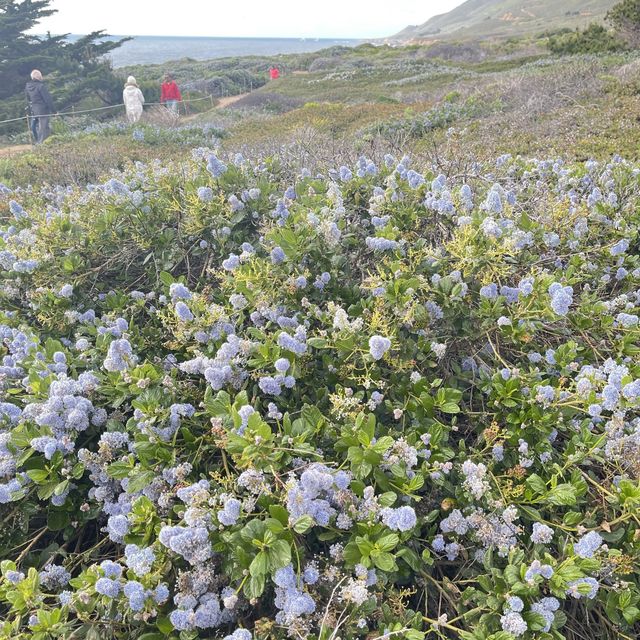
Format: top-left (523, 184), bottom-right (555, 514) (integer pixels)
top-left (524, 611), bottom-right (549, 632)
top-left (53, 480), bottom-right (69, 496)
top-left (405, 473), bottom-right (425, 492)
top-left (546, 484), bottom-right (577, 506)
top-left (126, 470), bottom-right (156, 494)
top-left (623, 606), bottom-right (640, 625)
top-left (268, 504), bottom-right (289, 526)
top-left (300, 405), bottom-right (325, 430)
top-left (601, 527), bottom-right (626, 543)
top-left (0, 561), bottom-right (17, 574)
top-left (619, 590), bottom-right (633, 609)
top-left (378, 491), bottom-right (397, 507)
top-left (371, 436), bottom-right (394, 453)
top-left (519, 505), bottom-right (543, 521)
top-left (562, 511), bottom-right (583, 526)
top-left (265, 518), bottom-right (285, 535)
top-left (372, 551), bottom-right (396, 571)
top-left (292, 515), bottom-right (314, 534)
top-left (71, 462), bottom-right (85, 479)
top-left (504, 564), bottom-right (521, 586)
top-left (439, 403), bottom-right (461, 414)
top-left (37, 482), bottom-right (59, 500)
top-left (397, 547), bottom-right (422, 571)
top-left (107, 460), bottom-right (133, 480)
top-left (249, 551), bottom-right (268, 577)
top-left (267, 540), bottom-right (291, 571)
top-left (241, 519), bottom-right (266, 542)
top-left (376, 533), bottom-right (399, 552)
top-left (159, 271), bottom-right (175, 286)
top-left (131, 495), bottom-right (155, 520)
top-left (356, 536), bottom-right (374, 557)
top-left (307, 337), bottom-right (328, 348)
top-left (26, 469), bottom-right (49, 484)
top-left (526, 474), bottom-right (547, 495)
top-left (244, 573), bottom-right (265, 599)
top-left (554, 563), bottom-right (584, 585)
top-left (156, 616), bottom-right (173, 635)
top-left (205, 390), bottom-right (232, 417)
top-left (343, 540), bottom-right (363, 565)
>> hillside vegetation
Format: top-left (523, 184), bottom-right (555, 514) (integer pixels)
top-left (1, 137), bottom-right (640, 640)
top-left (5, 43), bottom-right (640, 188)
top-left (1, 16), bottom-right (640, 640)
top-left (395, 0), bottom-right (617, 41)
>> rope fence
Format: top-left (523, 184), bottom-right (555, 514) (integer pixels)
top-left (0, 94), bottom-right (222, 128)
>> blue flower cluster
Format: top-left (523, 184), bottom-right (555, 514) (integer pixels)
top-left (1, 149), bottom-right (639, 640)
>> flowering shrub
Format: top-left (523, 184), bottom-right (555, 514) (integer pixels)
top-left (81, 122), bottom-right (226, 147)
top-left (0, 150), bottom-right (638, 640)
top-left (363, 97), bottom-right (501, 143)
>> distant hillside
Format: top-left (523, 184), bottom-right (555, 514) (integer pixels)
top-left (395, 0), bottom-right (617, 41)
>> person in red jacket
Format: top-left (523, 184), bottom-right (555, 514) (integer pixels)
top-left (160, 73), bottom-right (182, 115)
top-left (269, 66), bottom-right (280, 80)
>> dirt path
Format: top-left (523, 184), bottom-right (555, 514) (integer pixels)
top-left (180, 93), bottom-right (251, 123)
top-left (216, 93), bottom-right (250, 109)
top-left (0, 144), bottom-right (31, 158)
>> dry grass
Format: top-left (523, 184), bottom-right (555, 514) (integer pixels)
top-left (224, 101), bottom-right (426, 148)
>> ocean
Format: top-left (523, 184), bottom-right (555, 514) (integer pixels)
top-left (101, 36), bottom-right (361, 68)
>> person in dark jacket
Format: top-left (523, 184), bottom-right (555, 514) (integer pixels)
top-left (25, 70), bottom-right (55, 144)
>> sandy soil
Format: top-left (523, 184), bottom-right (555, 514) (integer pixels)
top-left (216, 93), bottom-right (250, 109)
top-left (0, 144), bottom-right (32, 157)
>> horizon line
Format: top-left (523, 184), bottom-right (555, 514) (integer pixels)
top-left (34, 32), bottom-right (375, 40)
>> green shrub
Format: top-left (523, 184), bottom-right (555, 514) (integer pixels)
top-left (548, 24), bottom-right (626, 55)
top-left (0, 149), bottom-right (639, 640)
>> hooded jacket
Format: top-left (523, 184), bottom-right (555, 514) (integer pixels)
top-left (25, 80), bottom-right (55, 116)
top-left (123, 83), bottom-right (145, 113)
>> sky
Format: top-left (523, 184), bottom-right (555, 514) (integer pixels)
top-left (34, 0), bottom-right (466, 39)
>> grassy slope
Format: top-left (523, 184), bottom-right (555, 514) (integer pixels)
top-left (396, 0), bottom-right (617, 40)
top-left (200, 46), bottom-right (640, 164)
top-left (4, 43), bottom-right (640, 187)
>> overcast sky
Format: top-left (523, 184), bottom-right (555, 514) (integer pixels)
top-left (34, 0), bottom-right (466, 38)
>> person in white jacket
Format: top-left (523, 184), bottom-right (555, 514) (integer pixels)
top-left (123, 76), bottom-right (145, 124)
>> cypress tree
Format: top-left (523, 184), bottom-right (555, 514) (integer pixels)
top-left (0, 0), bottom-right (130, 129)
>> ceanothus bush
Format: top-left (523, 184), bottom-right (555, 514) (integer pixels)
top-left (0, 149), bottom-right (638, 640)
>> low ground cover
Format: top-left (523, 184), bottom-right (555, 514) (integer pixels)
top-left (0, 147), bottom-right (638, 639)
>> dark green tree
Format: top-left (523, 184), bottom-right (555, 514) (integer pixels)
top-left (0, 0), bottom-right (130, 128)
top-left (0, 0), bottom-right (60, 100)
top-left (547, 23), bottom-right (626, 55)
top-left (607, 0), bottom-right (640, 48)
